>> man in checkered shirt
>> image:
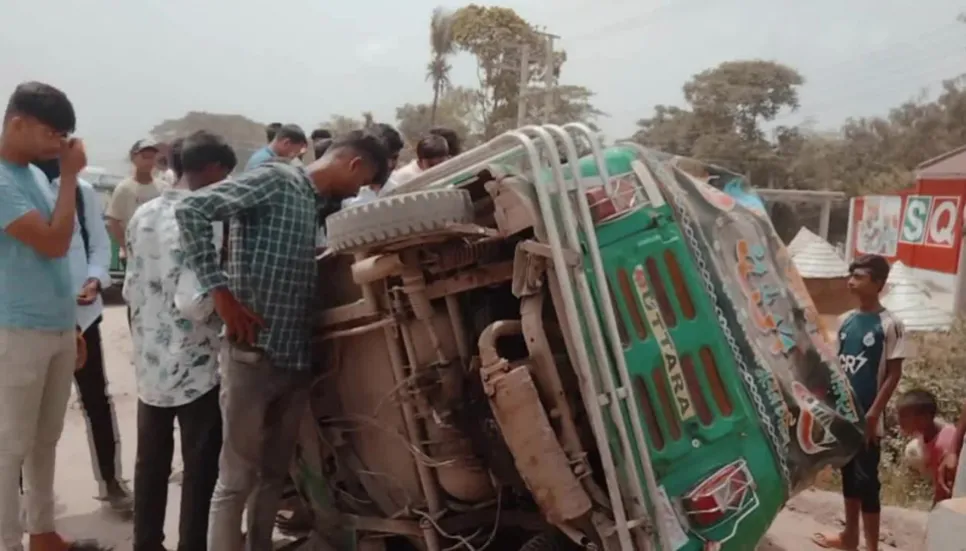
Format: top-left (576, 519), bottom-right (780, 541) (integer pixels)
top-left (174, 130), bottom-right (389, 551)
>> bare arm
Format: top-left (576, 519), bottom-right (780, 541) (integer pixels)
top-left (868, 359), bottom-right (902, 419)
top-left (106, 218), bottom-right (125, 249)
top-left (867, 316), bottom-right (906, 436)
top-left (2, 170), bottom-right (77, 258)
top-left (105, 183), bottom-right (133, 253)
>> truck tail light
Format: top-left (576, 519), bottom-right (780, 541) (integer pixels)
top-left (682, 460), bottom-right (755, 527)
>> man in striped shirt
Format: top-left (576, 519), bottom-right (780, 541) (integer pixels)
top-left (175, 130), bottom-right (389, 551)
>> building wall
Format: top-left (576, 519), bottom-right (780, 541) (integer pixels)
top-left (848, 178), bottom-right (965, 292)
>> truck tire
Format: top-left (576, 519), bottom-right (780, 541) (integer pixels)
top-left (325, 189), bottom-right (474, 252)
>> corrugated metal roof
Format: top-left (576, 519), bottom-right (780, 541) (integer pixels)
top-left (887, 261), bottom-right (918, 285)
top-left (792, 238), bottom-right (850, 278)
top-left (916, 143), bottom-right (966, 180)
top-left (787, 227), bottom-right (821, 257)
top-left (881, 279), bottom-right (954, 332)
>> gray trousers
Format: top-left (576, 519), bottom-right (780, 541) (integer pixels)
top-left (207, 345), bottom-right (313, 551)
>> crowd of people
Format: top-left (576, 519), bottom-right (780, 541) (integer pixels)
top-left (0, 80), bottom-right (462, 551)
top-left (2, 79), bottom-right (966, 551)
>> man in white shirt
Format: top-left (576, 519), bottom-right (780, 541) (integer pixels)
top-left (123, 131), bottom-right (235, 551)
top-left (390, 133), bottom-right (451, 188)
top-left (33, 158), bottom-right (132, 514)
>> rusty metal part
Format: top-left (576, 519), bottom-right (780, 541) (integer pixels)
top-left (511, 244), bottom-right (546, 298)
top-left (520, 294), bottom-right (587, 472)
top-left (518, 240), bottom-right (580, 266)
top-left (444, 295), bottom-right (470, 363)
top-left (478, 320), bottom-right (523, 370)
top-left (354, 253), bottom-right (381, 317)
top-left (425, 261), bottom-right (514, 301)
top-left (478, 321), bottom-right (593, 525)
top-left (319, 317), bottom-right (395, 341)
top-left (423, 237), bottom-right (505, 274)
top-left (395, 312), bottom-right (493, 504)
top-left (485, 178), bottom-right (541, 238)
top-left (400, 262), bottom-right (448, 365)
top-left (352, 254), bottom-right (404, 285)
top-left (318, 301), bottom-right (374, 328)
top-left (428, 424), bottom-right (495, 502)
top-left (354, 272), bottom-right (443, 551)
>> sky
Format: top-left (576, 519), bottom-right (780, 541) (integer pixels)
top-left (2, 0), bottom-right (966, 172)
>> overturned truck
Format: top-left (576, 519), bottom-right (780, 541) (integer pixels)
top-left (293, 124), bottom-right (866, 551)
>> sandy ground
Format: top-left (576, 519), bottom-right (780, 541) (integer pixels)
top-left (42, 304), bottom-right (185, 549)
top-left (42, 305), bottom-right (928, 550)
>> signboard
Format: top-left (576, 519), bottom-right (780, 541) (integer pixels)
top-left (849, 181), bottom-right (965, 275)
top-left (855, 195), bottom-right (901, 257)
top-left (925, 196), bottom-right (959, 248)
top-left (899, 196), bottom-right (930, 245)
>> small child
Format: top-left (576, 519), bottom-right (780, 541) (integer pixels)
top-left (897, 389), bottom-right (959, 505)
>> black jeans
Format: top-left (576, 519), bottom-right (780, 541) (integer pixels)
top-left (74, 321), bottom-right (121, 488)
top-left (134, 387), bottom-right (223, 551)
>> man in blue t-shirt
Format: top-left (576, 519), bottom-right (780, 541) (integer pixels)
top-left (814, 253), bottom-right (905, 551)
top-left (0, 82), bottom-right (105, 551)
top-left (244, 123), bottom-right (307, 171)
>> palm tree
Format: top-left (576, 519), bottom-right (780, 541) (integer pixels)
top-left (427, 8), bottom-right (455, 125)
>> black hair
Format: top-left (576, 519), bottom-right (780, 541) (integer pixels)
top-left (372, 123), bottom-right (404, 154)
top-left (4, 81), bottom-right (76, 135)
top-left (314, 138), bottom-right (333, 160)
top-left (416, 134), bottom-right (449, 161)
top-left (897, 389), bottom-right (938, 418)
top-left (848, 254), bottom-right (891, 284)
top-left (311, 128), bottom-right (332, 141)
top-left (169, 137), bottom-right (185, 178)
top-left (429, 126), bottom-right (461, 156)
top-left (266, 122), bottom-right (282, 143)
top-left (275, 124), bottom-right (307, 145)
top-left (330, 130), bottom-right (390, 185)
top-left (33, 158), bottom-right (60, 182)
top-left (180, 130), bottom-right (237, 174)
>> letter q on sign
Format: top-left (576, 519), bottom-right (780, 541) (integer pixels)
top-left (925, 197), bottom-right (960, 247)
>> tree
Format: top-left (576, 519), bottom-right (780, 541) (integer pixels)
top-left (684, 60), bottom-right (803, 142)
top-left (633, 105), bottom-right (697, 156)
top-left (427, 8), bottom-right (456, 125)
top-left (634, 60), bottom-right (805, 185)
top-left (395, 87), bottom-right (479, 150)
top-left (522, 84), bottom-right (605, 127)
top-left (319, 113), bottom-right (377, 137)
top-left (451, 5), bottom-right (551, 137)
top-left (150, 111), bottom-right (266, 174)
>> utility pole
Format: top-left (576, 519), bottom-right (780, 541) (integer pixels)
top-left (536, 30), bottom-right (560, 123)
top-left (516, 45), bottom-right (530, 127)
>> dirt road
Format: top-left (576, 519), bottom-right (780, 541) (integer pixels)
top-left (43, 305), bottom-right (927, 550)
